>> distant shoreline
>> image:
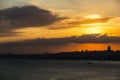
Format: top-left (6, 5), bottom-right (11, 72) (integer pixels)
top-left (0, 50), bottom-right (120, 61)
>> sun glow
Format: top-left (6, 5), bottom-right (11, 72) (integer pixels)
top-left (88, 27), bottom-right (102, 34)
top-left (84, 27), bottom-right (102, 34)
top-left (82, 14), bottom-right (103, 34)
top-left (84, 14), bottom-right (102, 19)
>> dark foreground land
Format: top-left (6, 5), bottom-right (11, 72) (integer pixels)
top-left (0, 50), bottom-right (120, 61)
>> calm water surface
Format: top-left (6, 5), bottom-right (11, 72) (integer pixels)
top-left (0, 59), bottom-right (120, 80)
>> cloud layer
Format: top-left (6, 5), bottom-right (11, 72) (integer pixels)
top-left (0, 5), bottom-right (64, 36)
top-left (0, 5), bottom-right (119, 38)
top-left (0, 34), bottom-right (120, 47)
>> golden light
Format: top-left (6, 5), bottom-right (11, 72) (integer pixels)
top-left (84, 14), bottom-right (102, 19)
top-left (84, 26), bottom-right (102, 34)
top-left (83, 23), bottom-right (103, 34)
top-left (81, 14), bottom-right (104, 34)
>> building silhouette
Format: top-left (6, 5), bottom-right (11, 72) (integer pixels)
top-left (107, 45), bottom-right (112, 52)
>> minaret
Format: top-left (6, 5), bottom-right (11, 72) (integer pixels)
top-left (107, 45), bottom-right (111, 52)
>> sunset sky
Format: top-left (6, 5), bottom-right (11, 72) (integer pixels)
top-left (0, 0), bottom-right (120, 54)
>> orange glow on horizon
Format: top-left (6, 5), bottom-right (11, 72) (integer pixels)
top-left (65, 43), bottom-right (120, 52)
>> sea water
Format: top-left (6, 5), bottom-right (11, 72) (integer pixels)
top-left (0, 59), bottom-right (120, 80)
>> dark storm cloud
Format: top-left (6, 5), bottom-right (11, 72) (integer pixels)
top-left (0, 5), bottom-right (64, 36)
top-left (0, 34), bottom-right (120, 47)
top-left (0, 31), bottom-right (21, 37)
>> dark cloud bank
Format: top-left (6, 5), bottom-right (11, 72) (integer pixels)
top-left (0, 34), bottom-right (120, 47)
top-left (0, 5), bottom-right (64, 36)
